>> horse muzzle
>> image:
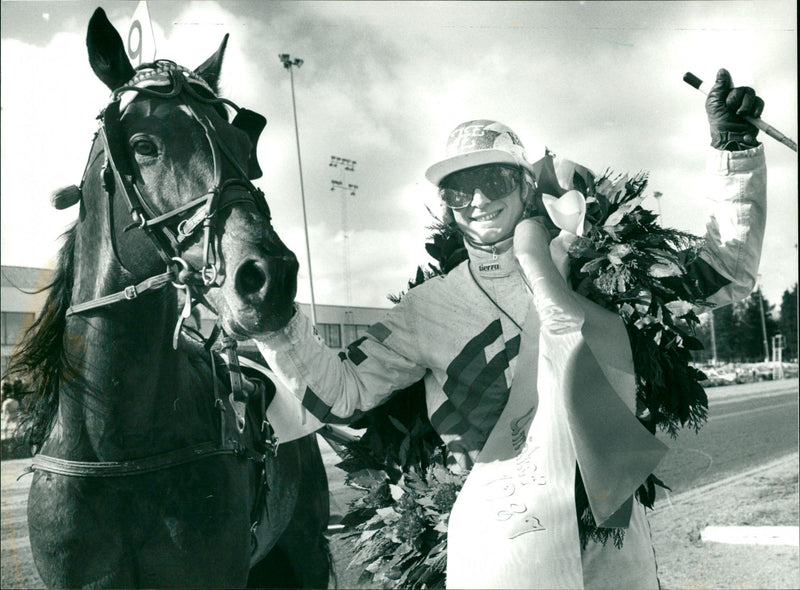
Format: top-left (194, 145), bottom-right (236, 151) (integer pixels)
top-left (236, 253), bottom-right (298, 317)
top-left (218, 250), bottom-right (299, 337)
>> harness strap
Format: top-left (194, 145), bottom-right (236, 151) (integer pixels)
top-left (247, 375), bottom-right (278, 546)
top-left (221, 336), bottom-right (248, 434)
top-left (209, 345), bottom-right (227, 448)
top-left (139, 192), bottom-right (215, 231)
top-left (28, 442), bottom-right (235, 478)
top-left (98, 105), bottom-right (174, 267)
top-left (176, 197), bottom-right (215, 243)
top-left (66, 270), bottom-right (174, 316)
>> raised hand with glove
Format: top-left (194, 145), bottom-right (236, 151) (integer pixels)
top-left (706, 68), bottom-right (765, 151)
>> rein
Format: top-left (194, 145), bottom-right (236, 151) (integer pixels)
top-left (28, 442), bottom-right (236, 478)
top-left (28, 62), bottom-right (278, 484)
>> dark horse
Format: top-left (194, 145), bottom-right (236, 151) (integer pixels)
top-left (5, 8), bottom-right (330, 588)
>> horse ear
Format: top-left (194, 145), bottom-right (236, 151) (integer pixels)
top-left (194, 34), bottom-right (229, 94)
top-left (86, 8), bottom-right (136, 91)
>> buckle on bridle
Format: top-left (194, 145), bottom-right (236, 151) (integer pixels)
top-left (201, 264), bottom-right (218, 286)
top-left (262, 419), bottom-right (279, 457)
top-left (124, 285), bottom-right (138, 300)
top-left (177, 219), bottom-right (191, 242)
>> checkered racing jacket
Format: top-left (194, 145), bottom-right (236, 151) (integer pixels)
top-left (255, 146), bottom-right (766, 470)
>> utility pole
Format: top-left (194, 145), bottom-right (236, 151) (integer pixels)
top-left (329, 156), bottom-right (358, 314)
top-left (279, 53), bottom-right (317, 327)
top-left (772, 333), bottom-right (784, 380)
top-left (756, 277), bottom-right (769, 363)
top-left (709, 309), bottom-right (718, 366)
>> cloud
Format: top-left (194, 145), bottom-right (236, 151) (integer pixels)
top-left (0, 33), bottom-right (106, 267)
top-left (1, 0), bottom-right (796, 310)
top-left (282, 221), bottom-right (429, 309)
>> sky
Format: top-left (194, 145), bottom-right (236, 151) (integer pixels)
top-left (1, 1), bottom-right (797, 310)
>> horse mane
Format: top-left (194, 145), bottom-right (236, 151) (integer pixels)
top-left (5, 224), bottom-right (78, 451)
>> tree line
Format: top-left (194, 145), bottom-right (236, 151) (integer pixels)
top-left (693, 283), bottom-right (798, 364)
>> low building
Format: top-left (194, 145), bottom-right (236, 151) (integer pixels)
top-left (1, 265), bottom-right (389, 376)
top-left (191, 301), bottom-right (389, 354)
top-left (1, 267), bottom-right (53, 376)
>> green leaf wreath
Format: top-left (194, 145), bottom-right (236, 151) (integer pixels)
top-left (335, 169), bottom-right (710, 589)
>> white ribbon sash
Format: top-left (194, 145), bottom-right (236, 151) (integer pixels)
top-left (446, 296), bottom-right (668, 589)
top-left (447, 308), bottom-right (584, 589)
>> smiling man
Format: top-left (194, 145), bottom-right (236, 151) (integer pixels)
top-left (255, 70), bottom-right (768, 588)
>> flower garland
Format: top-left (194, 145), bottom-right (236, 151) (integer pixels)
top-left (335, 169), bottom-right (710, 589)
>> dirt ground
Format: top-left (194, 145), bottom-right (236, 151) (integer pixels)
top-left (3, 454), bottom-right (797, 590)
top-left (647, 454), bottom-right (799, 590)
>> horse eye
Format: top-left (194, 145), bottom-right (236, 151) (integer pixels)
top-left (131, 137), bottom-right (158, 157)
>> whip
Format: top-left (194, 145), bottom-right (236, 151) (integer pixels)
top-left (683, 72), bottom-right (797, 152)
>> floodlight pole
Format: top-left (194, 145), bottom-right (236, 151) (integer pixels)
top-left (330, 156), bottom-right (358, 310)
top-left (280, 53), bottom-right (317, 327)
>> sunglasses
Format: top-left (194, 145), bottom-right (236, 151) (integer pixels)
top-left (439, 165), bottom-right (522, 209)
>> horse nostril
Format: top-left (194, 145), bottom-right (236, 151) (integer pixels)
top-left (235, 260), bottom-right (268, 296)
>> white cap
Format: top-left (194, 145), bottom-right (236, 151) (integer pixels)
top-left (425, 120), bottom-right (547, 185)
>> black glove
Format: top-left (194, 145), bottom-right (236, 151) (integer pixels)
top-left (706, 68), bottom-right (764, 151)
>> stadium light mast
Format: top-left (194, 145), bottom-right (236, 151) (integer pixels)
top-left (329, 156), bottom-right (358, 314)
top-left (279, 53), bottom-right (317, 327)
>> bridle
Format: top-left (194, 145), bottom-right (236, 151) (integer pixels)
top-left (67, 61), bottom-right (270, 343)
top-left (27, 62), bottom-right (280, 493)
top-left (105, 65), bottom-right (268, 277)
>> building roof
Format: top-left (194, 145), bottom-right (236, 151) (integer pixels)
top-left (1, 266), bottom-right (54, 291)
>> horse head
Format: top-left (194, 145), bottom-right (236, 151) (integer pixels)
top-left (76, 8), bottom-right (298, 339)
